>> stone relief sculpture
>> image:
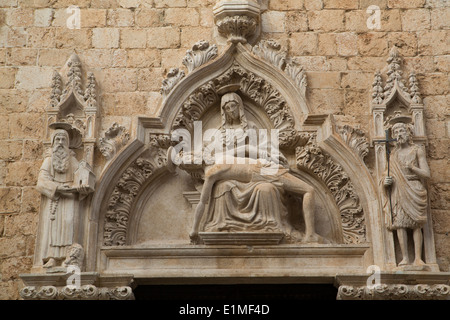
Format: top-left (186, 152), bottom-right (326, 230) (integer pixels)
top-left (382, 117), bottom-right (430, 268)
top-left (296, 135), bottom-right (366, 244)
top-left (63, 243), bottom-right (84, 268)
top-left (36, 125), bottom-right (94, 268)
top-left (98, 122), bottom-right (130, 162)
top-left (170, 92), bottom-right (323, 245)
top-left (19, 1), bottom-right (450, 301)
top-left (371, 46), bottom-right (438, 272)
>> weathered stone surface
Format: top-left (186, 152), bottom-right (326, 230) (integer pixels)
top-left (308, 10), bottom-right (345, 32)
top-left (357, 32), bottom-right (388, 56)
top-left (336, 32), bottom-right (358, 56)
top-left (400, 9), bottom-right (431, 32)
top-left (0, 187), bottom-right (22, 214)
top-left (0, 0), bottom-right (448, 301)
top-left (147, 26), bottom-right (180, 49)
top-left (92, 28), bottom-right (120, 48)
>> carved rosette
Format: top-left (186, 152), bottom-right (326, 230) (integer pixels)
top-left (20, 285), bottom-right (134, 300)
top-left (172, 63), bottom-right (301, 149)
top-left (296, 135), bottom-right (366, 244)
top-left (103, 134), bottom-right (170, 246)
top-left (337, 284), bottom-right (450, 300)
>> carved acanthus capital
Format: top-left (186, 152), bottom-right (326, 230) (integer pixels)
top-left (216, 15), bottom-right (257, 44)
top-left (214, 0), bottom-right (260, 44)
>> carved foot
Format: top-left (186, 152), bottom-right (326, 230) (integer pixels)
top-left (414, 258), bottom-right (426, 266)
top-left (189, 231), bottom-right (200, 244)
top-left (398, 258), bottom-right (409, 266)
top-left (43, 258), bottom-right (56, 268)
top-left (304, 233), bottom-right (329, 244)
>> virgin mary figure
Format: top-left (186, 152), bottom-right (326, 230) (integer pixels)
top-left (198, 92), bottom-right (304, 241)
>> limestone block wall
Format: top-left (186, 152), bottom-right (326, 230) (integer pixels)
top-left (0, 0), bottom-right (448, 299)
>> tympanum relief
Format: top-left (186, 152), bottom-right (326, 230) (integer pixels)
top-left (22, 1), bottom-right (449, 301)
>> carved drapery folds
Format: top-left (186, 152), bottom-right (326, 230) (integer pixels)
top-left (172, 63), bottom-right (301, 149)
top-left (370, 45), bottom-right (439, 271)
top-left (371, 46), bottom-right (426, 141)
top-left (296, 135), bottom-right (366, 244)
top-left (103, 134), bottom-right (170, 246)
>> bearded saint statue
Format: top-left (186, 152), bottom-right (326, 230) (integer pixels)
top-left (383, 121), bottom-right (430, 267)
top-left (36, 128), bottom-right (91, 268)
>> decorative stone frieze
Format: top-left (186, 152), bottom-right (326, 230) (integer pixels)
top-left (20, 285), bottom-right (134, 300)
top-left (337, 284), bottom-right (450, 300)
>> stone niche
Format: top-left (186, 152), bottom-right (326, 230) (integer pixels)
top-left (20, 1), bottom-right (449, 300)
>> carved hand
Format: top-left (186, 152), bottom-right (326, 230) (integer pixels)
top-left (384, 176), bottom-right (393, 187)
top-left (56, 185), bottom-right (77, 194)
top-left (77, 185), bottom-right (92, 195)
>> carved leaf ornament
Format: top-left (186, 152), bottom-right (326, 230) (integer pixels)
top-left (172, 63), bottom-right (299, 148)
top-left (296, 135), bottom-right (366, 244)
top-left (103, 135), bottom-right (169, 246)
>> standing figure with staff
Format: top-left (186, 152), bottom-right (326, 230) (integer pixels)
top-left (381, 116), bottom-right (430, 267)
